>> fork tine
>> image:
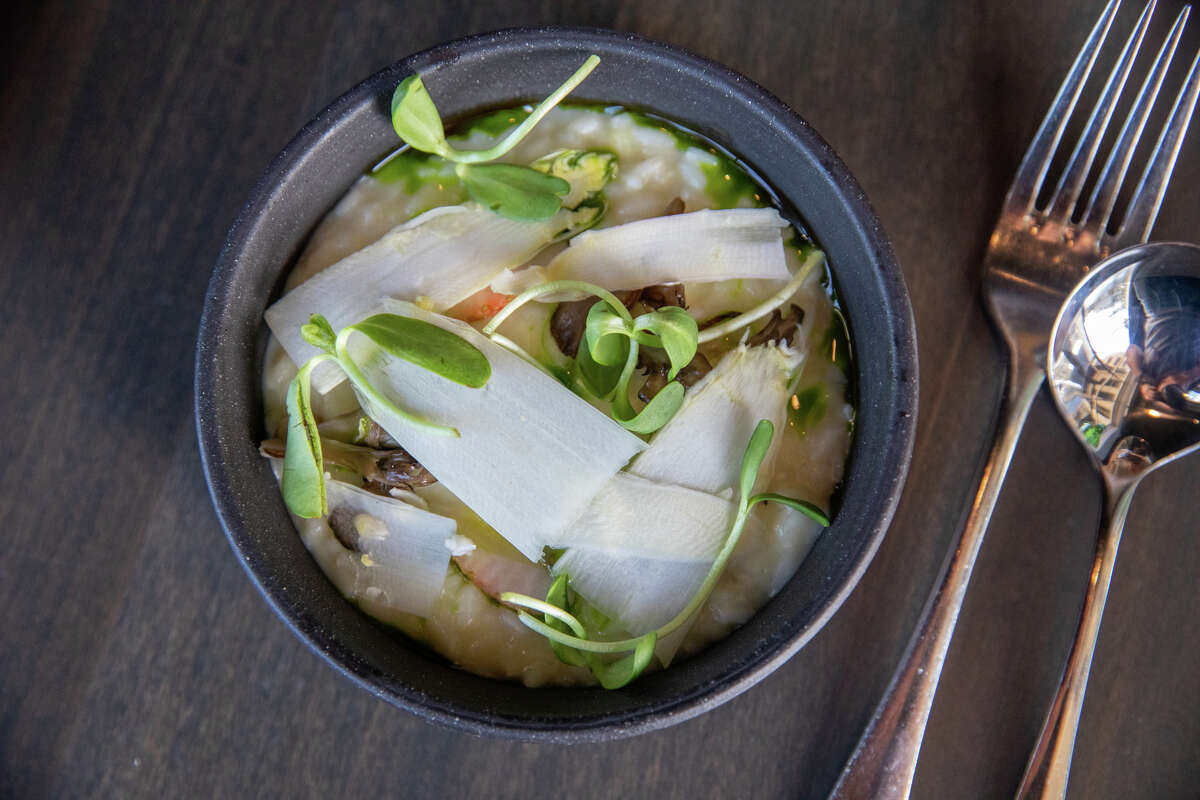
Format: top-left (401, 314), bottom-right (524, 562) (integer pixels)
top-left (1083, 6), bottom-right (1191, 241)
top-left (1045, 1), bottom-right (1156, 226)
top-left (1114, 45), bottom-right (1200, 245)
top-left (1005, 0), bottom-right (1122, 216)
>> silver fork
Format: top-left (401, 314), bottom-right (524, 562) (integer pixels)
top-left (830, 2), bottom-right (1200, 798)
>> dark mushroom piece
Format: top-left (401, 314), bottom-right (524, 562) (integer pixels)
top-left (639, 283), bottom-right (686, 310)
top-left (637, 351), bottom-right (712, 403)
top-left (699, 310), bottom-right (741, 330)
top-left (747, 304), bottom-right (805, 347)
top-left (260, 435), bottom-right (437, 494)
top-left (327, 506), bottom-right (361, 552)
top-left (550, 289), bottom-right (639, 358)
top-left (363, 419), bottom-right (399, 449)
top-left (368, 448), bottom-right (438, 493)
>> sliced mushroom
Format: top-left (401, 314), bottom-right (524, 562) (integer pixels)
top-left (328, 506), bottom-right (361, 552)
top-left (363, 419), bottom-right (400, 449)
top-left (637, 351), bottom-right (712, 403)
top-left (747, 303), bottom-right (805, 347)
top-left (368, 448), bottom-right (437, 492)
top-left (639, 283), bottom-right (686, 310)
top-left (260, 435), bottom-right (437, 493)
top-left (699, 310), bottom-right (741, 330)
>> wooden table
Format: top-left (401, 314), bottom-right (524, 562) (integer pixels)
top-left (3, 1), bottom-right (1197, 796)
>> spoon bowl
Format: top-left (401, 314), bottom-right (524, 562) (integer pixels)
top-left (1050, 241), bottom-right (1200, 472)
top-left (1017, 241), bottom-right (1200, 798)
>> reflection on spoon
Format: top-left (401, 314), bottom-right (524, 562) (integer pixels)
top-left (1016, 242), bottom-right (1200, 799)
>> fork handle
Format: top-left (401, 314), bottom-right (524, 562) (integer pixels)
top-left (830, 348), bottom-right (1046, 800)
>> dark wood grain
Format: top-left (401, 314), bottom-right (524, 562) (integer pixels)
top-left (2, 1), bottom-right (1196, 798)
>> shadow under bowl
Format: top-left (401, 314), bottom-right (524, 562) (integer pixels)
top-left (195, 26), bottom-right (918, 742)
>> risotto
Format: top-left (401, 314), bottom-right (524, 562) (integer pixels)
top-left (259, 67), bottom-right (852, 687)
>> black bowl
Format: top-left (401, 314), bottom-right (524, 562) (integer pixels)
top-left (195, 26), bottom-right (917, 741)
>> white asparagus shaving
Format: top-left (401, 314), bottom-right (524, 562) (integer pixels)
top-left (270, 459), bottom-right (454, 618)
top-left (604, 341), bottom-right (801, 663)
top-left (489, 208), bottom-right (791, 296)
top-left (550, 473), bottom-right (762, 636)
top-left (630, 342), bottom-right (803, 496)
top-left (346, 300), bottom-right (646, 561)
top-left (267, 203), bottom-right (579, 395)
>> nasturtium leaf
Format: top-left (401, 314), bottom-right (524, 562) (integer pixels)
top-left (458, 163), bottom-right (569, 221)
top-left (634, 307), bottom-right (698, 379)
top-left (749, 492), bottom-right (831, 526)
top-left (588, 632), bottom-right (657, 689)
top-left (300, 314), bottom-right (336, 355)
top-left (347, 313), bottom-right (490, 388)
top-left (739, 420), bottom-right (775, 505)
top-left (282, 358), bottom-right (329, 519)
top-left (617, 381), bottom-right (685, 434)
top-left (585, 302), bottom-right (631, 367)
top-left (390, 75), bottom-right (448, 156)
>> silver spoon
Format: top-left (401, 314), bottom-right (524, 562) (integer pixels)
top-left (1016, 241), bottom-right (1200, 799)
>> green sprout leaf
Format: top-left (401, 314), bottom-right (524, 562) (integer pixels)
top-left (482, 278), bottom-right (689, 434)
top-left (346, 313), bottom-right (490, 388)
top-left (300, 314), bottom-right (337, 355)
top-left (633, 306), bottom-right (698, 379)
top-left (544, 574), bottom-right (588, 667)
top-left (390, 75), bottom-right (448, 156)
top-left (282, 355), bottom-right (336, 519)
top-left (739, 420), bottom-right (775, 506)
top-left (588, 632), bottom-right (657, 689)
top-left (585, 302), bottom-right (631, 367)
top-left (576, 331), bottom-right (627, 398)
top-left (748, 492), bottom-right (830, 526)
top-left (390, 56), bottom-right (600, 166)
top-left (456, 162), bottom-right (569, 221)
top-left (503, 419), bottom-right (831, 690)
top-left (617, 380), bottom-right (685, 434)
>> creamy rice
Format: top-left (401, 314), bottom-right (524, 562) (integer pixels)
top-left (262, 106), bottom-right (852, 686)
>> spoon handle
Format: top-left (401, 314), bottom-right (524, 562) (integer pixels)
top-left (830, 352), bottom-right (1046, 800)
top-left (1014, 478), bottom-right (1137, 800)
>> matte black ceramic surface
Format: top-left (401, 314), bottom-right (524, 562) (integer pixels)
top-left (195, 27), bottom-right (917, 741)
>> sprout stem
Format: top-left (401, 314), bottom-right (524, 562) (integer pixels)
top-left (443, 56), bottom-right (601, 164)
top-left (697, 249), bottom-right (825, 344)
top-left (334, 328), bottom-right (460, 437)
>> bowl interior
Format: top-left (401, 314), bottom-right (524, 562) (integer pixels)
top-left (196, 27), bottom-right (917, 741)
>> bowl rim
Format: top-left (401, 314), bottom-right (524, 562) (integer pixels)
top-left (195, 24), bottom-right (918, 742)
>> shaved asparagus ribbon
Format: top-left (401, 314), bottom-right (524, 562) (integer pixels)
top-left (281, 313), bottom-right (492, 519)
top-left (501, 420), bottom-right (830, 684)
